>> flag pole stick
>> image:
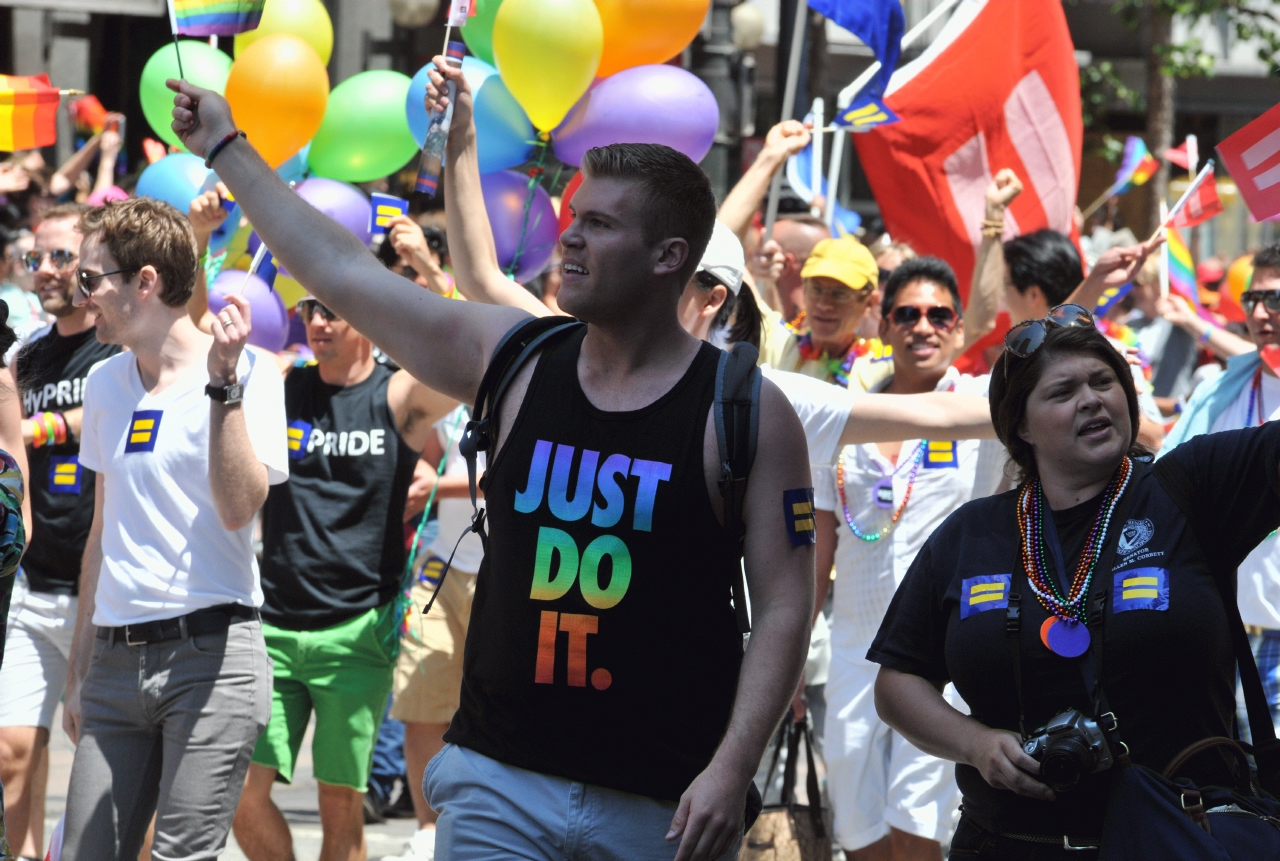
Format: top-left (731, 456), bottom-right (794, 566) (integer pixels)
top-left (1158, 201), bottom-right (1169, 299)
top-left (443, 25), bottom-right (452, 54)
top-left (824, 128), bottom-right (845, 230)
top-left (238, 242), bottom-right (269, 295)
top-left (173, 35), bottom-right (185, 79)
top-left (762, 0), bottom-right (809, 244)
top-left (1149, 159), bottom-right (1214, 241)
top-left (1079, 186), bottom-right (1116, 222)
top-left (166, 2), bottom-right (185, 78)
top-left (810, 97), bottom-right (824, 218)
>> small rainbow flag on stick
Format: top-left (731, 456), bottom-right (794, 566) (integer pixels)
top-left (1163, 226), bottom-right (1216, 324)
top-left (0, 75), bottom-right (60, 151)
top-left (168, 0), bottom-right (266, 36)
top-left (1110, 136), bottom-right (1161, 196)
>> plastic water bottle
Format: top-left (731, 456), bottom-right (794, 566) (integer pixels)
top-left (415, 41), bottom-right (466, 198)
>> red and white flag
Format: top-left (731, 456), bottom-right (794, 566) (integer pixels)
top-left (1165, 135), bottom-right (1198, 173)
top-left (1216, 101), bottom-right (1280, 222)
top-left (1170, 167), bottom-right (1223, 227)
top-left (852, 0), bottom-right (1082, 300)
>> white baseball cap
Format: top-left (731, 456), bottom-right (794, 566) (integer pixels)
top-left (695, 220), bottom-right (746, 296)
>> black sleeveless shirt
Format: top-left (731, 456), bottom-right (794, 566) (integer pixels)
top-left (446, 329), bottom-right (744, 801)
top-left (260, 363), bottom-right (418, 630)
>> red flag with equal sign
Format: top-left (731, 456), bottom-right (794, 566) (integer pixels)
top-left (1170, 168), bottom-right (1223, 228)
top-left (1216, 101), bottom-right (1280, 222)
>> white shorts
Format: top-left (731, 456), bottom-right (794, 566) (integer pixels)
top-left (824, 651), bottom-right (963, 851)
top-left (0, 573), bottom-right (76, 729)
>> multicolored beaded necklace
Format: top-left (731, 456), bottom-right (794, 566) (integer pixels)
top-left (836, 441), bottom-right (926, 542)
top-left (785, 312), bottom-right (870, 388)
top-left (1016, 457), bottom-right (1133, 657)
top-left (1247, 366), bottom-right (1267, 426)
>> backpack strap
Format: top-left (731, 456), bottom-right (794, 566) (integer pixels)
top-left (714, 341), bottom-right (762, 633)
top-left (422, 315), bottom-right (583, 617)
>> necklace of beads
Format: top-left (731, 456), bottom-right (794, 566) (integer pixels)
top-left (1017, 457), bottom-right (1133, 622)
top-left (1248, 366), bottom-right (1267, 426)
top-left (785, 312), bottom-right (869, 388)
top-left (836, 442), bottom-right (926, 542)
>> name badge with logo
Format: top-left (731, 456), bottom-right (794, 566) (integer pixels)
top-left (287, 420), bottom-right (313, 461)
top-left (125, 410), bottom-right (162, 453)
top-left (1117, 518), bottom-right (1154, 556)
top-left (48, 455), bottom-right (80, 494)
top-left (1113, 567), bottom-right (1169, 613)
top-left (961, 574), bottom-right (1011, 619)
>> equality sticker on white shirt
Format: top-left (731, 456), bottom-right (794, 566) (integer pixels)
top-left (125, 409), bottom-right (162, 453)
top-left (48, 455), bottom-right (80, 494)
top-left (1112, 567), bottom-right (1169, 613)
top-left (961, 574), bottom-right (1011, 619)
top-left (923, 440), bottom-right (958, 469)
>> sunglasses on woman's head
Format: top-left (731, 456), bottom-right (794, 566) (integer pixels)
top-left (1003, 303), bottom-right (1096, 359)
top-left (1242, 290), bottom-right (1280, 314)
top-left (296, 298), bottom-right (337, 322)
top-left (23, 248), bottom-right (77, 273)
top-left (889, 304), bottom-right (957, 332)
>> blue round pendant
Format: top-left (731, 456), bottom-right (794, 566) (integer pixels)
top-left (873, 478), bottom-right (894, 509)
top-left (1045, 618), bottom-right (1091, 658)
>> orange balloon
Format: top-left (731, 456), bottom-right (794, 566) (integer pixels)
top-left (593, 0), bottom-right (711, 78)
top-left (225, 34), bottom-right (329, 168)
top-left (1226, 254), bottom-right (1255, 303)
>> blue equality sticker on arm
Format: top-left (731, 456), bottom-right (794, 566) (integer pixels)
top-left (961, 574), bottom-right (1011, 619)
top-left (783, 488), bottom-right (816, 547)
top-left (1112, 567), bottom-right (1169, 612)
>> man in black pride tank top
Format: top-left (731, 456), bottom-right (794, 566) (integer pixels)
top-left (171, 60), bottom-right (815, 861)
top-left (231, 298), bottom-right (456, 861)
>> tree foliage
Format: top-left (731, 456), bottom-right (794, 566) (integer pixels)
top-left (1111, 0), bottom-right (1280, 78)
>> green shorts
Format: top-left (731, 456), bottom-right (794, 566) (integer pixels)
top-left (252, 603), bottom-right (397, 791)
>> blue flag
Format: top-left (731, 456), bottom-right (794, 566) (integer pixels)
top-left (813, 0), bottom-right (904, 132)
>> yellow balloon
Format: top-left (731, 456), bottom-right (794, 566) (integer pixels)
top-left (273, 274), bottom-right (309, 310)
top-left (235, 0), bottom-right (334, 65)
top-left (493, 0), bottom-right (602, 131)
top-left (594, 0), bottom-right (710, 77)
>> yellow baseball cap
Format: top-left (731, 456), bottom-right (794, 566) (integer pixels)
top-left (800, 236), bottom-right (878, 291)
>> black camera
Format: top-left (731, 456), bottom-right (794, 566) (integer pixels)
top-left (1022, 709), bottom-right (1115, 792)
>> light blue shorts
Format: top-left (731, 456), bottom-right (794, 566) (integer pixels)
top-left (425, 743), bottom-right (742, 861)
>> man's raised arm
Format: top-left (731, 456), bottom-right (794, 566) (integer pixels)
top-left (167, 77), bottom-right (530, 403)
top-left (433, 63), bottom-right (550, 317)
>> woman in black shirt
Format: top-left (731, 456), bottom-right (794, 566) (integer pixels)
top-left (868, 306), bottom-right (1280, 858)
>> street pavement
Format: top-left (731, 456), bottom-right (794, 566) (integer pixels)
top-left (43, 704), bottom-right (420, 860)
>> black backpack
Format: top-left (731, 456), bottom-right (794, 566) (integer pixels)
top-left (424, 315), bottom-right (762, 633)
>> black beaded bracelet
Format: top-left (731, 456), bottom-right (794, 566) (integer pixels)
top-left (205, 130), bottom-right (246, 169)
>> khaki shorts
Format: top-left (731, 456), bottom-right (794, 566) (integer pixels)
top-left (390, 555), bottom-right (477, 724)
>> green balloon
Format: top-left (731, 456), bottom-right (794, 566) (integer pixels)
top-left (306, 71), bottom-right (419, 183)
top-left (462, 0), bottom-right (503, 65)
top-left (140, 41), bottom-right (232, 151)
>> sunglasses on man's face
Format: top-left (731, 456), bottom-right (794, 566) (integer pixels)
top-left (297, 299), bottom-right (337, 323)
top-left (1242, 290), bottom-right (1280, 315)
top-left (889, 304), bottom-right (958, 332)
top-left (77, 267), bottom-right (139, 300)
top-left (1003, 303), bottom-right (1096, 360)
top-left (23, 248), bottom-right (77, 273)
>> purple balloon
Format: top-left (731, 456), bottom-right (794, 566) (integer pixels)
top-left (552, 65), bottom-right (719, 167)
top-left (295, 178), bottom-right (373, 246)
top-left (208, 270), bottom-right (289, 353)
top-left (481, 170), bottom-right (559, 283)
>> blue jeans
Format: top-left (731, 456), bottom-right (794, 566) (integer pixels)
top-left (426, 744), bottom-right (742, 861)
top-left (368, 701), bottom-right (406, 804)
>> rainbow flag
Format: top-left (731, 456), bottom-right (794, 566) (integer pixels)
top-left (1110, 136), bottom-right (1160, 196)
top-left (1163, 226), bottom-right (1217, 326)
top-left (0, 75), bottom-right (59, 151)
top-left (168, 0), bottom-right (265, 36)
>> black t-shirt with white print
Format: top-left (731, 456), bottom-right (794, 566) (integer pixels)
top-left (868, 423), bottom-right (1280, 837)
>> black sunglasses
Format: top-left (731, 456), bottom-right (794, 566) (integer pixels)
top-left (890, 304), bottom-right (958, 331)
top-left (25, 249), bottom-right (77, 273)
top-left (1242, 290), bottom-right (1280, 314)
top-left (1004, 303), bottom-right (1096, 359)
top-left (77, 267), bottom-right (139, 299)
top-left (297, 298), bottom-right (337, 322)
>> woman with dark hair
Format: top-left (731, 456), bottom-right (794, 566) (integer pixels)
top-left (867, 304), bottom-right (1280, 858)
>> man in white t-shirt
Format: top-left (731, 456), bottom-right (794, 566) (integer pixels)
top-left (814, 258), bottom-right (1005, 861)
top-left (57, 198), bottom-right (288, 861)
top-left (1160, 241), bottom-right (1280, 739)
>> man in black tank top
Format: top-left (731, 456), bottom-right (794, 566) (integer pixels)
top-left (174, 66), bottom-right (815, 861)
top-left (231, 297), bottom-right (456, 861)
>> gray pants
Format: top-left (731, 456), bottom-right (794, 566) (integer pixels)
top-left (61, 619), bottom-right (272, 861)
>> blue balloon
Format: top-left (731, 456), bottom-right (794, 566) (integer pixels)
top-left (277, 144), bottom-right (312, 185)
top-left (135, 154), bottom-right (211, 215)
top-left (407, 57), bottom-right (534, 174)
